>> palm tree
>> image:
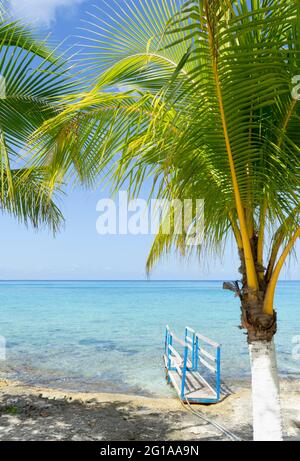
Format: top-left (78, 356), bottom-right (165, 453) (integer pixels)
top-left (0, 0), bottom-right (74, 231)
top-left (32, 0), bottom-right (299, 440)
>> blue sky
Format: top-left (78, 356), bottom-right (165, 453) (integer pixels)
top-left (1, 0), bottom-right (299, 281)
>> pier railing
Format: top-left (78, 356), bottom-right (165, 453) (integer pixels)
top-left (164, 325), bottom-right (221, 403)
top-left (194, 331), bottom-right (221, 402)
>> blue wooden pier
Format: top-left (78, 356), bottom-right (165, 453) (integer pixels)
top-left (164, 326), bottom-right (221, 404)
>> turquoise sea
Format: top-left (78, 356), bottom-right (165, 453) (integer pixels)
top-left (0, 281), bottom-right (299, 396)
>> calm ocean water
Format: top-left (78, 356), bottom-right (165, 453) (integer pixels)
top-left (0, 281), bottom-right (299, 396)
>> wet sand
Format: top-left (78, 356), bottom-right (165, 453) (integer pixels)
top-left (0, 379), bottom-right (299, 441)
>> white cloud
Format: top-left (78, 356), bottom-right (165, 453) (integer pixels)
top-left (10, 0), bottom-right (87, 27)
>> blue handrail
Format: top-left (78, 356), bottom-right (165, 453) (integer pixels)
top-left (164, 326), bottom-right (221, 404)
top-left (184, 327), bottom-right (196, 369)
top-left (180, 344), bottom-right (189, 399)
top-left (216, 346), bottom-right (221, 401)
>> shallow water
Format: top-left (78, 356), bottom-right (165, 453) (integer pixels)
top-left (0, 281), bottom-right (299, 396)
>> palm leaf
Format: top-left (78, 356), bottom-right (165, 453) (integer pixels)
top-left (32, 0), bottom-right (300, 288)
top-left (1, 167), bottom-right (64, 233)
top-left (0, 4), bottom-right (76, 230)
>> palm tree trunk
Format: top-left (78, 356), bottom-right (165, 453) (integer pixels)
top-left (233, 248), bottom-right (283, 441)
top-left (248, 338), bottom-right (283, 441)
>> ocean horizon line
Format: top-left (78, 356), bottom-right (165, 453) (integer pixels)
top-left (0, 279), bottom-right (299, 283)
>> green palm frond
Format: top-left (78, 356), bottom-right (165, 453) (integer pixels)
top-left (0, 4), bottom-right (76, 230)
top-left (78, 0), bottom-right (188, 76)
top-left (32, 0), bottom-right (300, 278)
top-left (1, 167), bottom-right (64, 233)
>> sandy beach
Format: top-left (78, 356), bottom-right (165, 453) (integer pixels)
top-left (0, 379), bottom-right (299, 441)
